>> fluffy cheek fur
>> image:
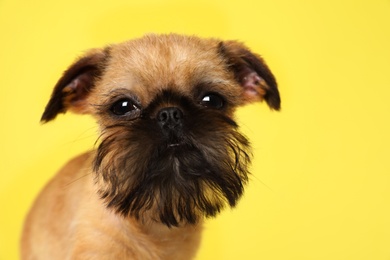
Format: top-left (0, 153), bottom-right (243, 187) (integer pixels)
top-left (93, 108), bottom-right (251, 227)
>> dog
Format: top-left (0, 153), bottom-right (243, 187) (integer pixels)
top-left (21, 34), bottom-right (280, 259)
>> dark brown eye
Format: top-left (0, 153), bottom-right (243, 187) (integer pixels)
top-left (110, 98), bottom-right (138, 116)
top-left (200, 93), bottom-right (224, 109)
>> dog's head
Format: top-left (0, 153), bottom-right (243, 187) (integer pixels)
top-left (42, 34), bottom-right (280, 227)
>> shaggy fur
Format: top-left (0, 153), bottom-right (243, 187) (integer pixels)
top-left (21, 34), bottom-right (280, 260)
top-left (94, 89), bottom-right (251, 227)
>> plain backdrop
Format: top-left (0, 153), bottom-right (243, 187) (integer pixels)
top-left (1, 0), bottom-right (390, 259)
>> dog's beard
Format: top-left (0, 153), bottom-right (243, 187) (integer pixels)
top-left (94, 95), bottom-right (251, 227)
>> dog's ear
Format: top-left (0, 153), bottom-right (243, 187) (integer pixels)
top-left (218, 41), bottom-right (280, 110)
top-left (41, 48), bottom-right (109, 123)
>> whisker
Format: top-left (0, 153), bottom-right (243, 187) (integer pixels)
top-left (63, 173), bottom-right (92, 188)
top-left (250, 174), bottom-right (273, 191)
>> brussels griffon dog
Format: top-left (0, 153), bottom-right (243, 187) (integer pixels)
top-left (21, 34), bottom-right (280, 259)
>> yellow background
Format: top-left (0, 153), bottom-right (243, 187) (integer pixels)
top-left (1, 0), bottom-right (390, 259)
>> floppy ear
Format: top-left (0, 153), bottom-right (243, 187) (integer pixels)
top-left (41, 48), bottom-right (110, 123)
top-left (219, 41), bottom-right (281, 110)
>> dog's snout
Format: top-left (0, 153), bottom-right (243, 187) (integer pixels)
top-left (157, 107), bottom-right (183, 129)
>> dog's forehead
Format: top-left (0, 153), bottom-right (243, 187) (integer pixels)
top-left (97, 35), bottom-right (239, 104)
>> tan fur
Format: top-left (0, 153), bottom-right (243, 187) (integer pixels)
top-left (89, 35), bottom-right (244, 117)
top-left (22, 152), bottom-right (202, 260)
top-left (21, 34), bottom-right (279, 259)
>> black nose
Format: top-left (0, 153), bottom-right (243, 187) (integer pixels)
top-left (157, 107), bottom-right (183, 130)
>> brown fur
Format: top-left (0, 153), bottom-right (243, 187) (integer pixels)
top-left (22, 152), bottom-right (201, 259)
top-left (21, 34), bottom-right (280, 259)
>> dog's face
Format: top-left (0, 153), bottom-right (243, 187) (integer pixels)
top-left (42, 34), bottom-right (280, 227)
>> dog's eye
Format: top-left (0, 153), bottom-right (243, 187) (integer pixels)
top-left (110, 98), bottom-right (138, 116)
top-left (200, 93), bottom-right (224, 109)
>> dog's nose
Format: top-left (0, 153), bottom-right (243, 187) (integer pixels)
top-left (157, 107), bottom-right (183, 129)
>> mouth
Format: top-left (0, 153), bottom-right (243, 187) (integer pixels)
top-left (168, 143), bottom-right (181, 148)
top-left (165, 135), bottom-right (184, 148)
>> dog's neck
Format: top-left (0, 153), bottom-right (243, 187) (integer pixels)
top-left (88, 177), bottom-right (202, 258)
top-left (138, 217), bottom-right (203, 240)
top-left (110, 212), bottom-right (203, 259)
